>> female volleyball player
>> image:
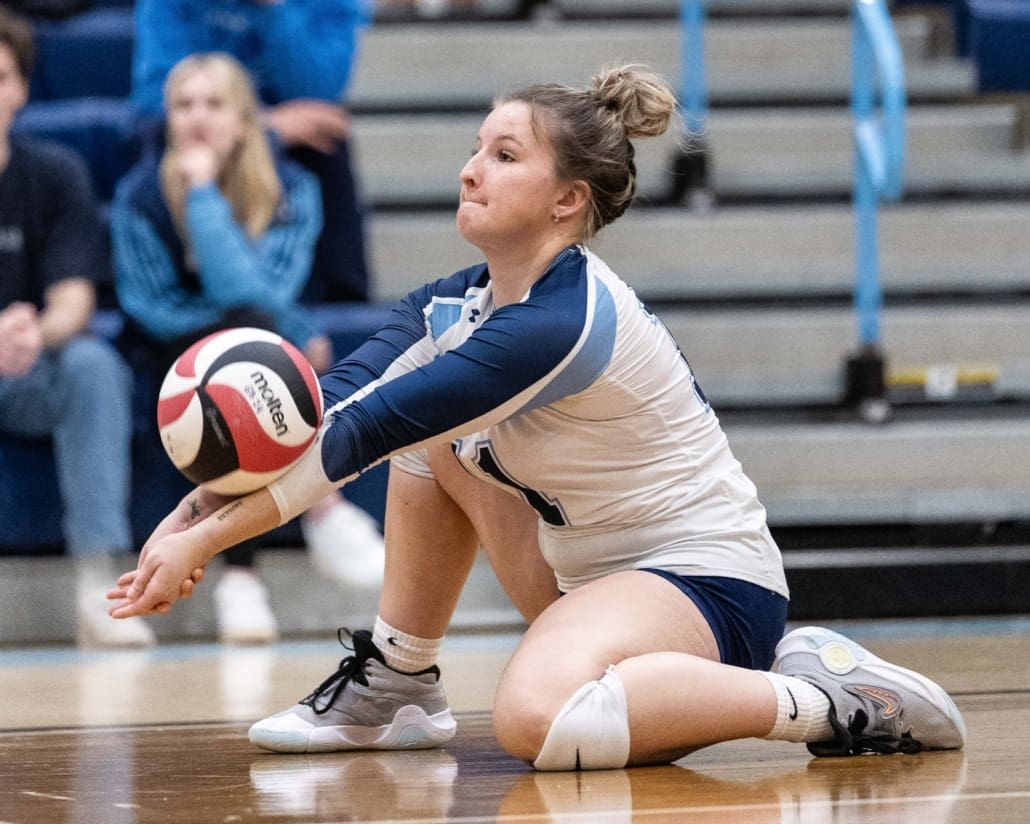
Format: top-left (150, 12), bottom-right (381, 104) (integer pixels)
top-left (109, 64), bottom-right (965, 769)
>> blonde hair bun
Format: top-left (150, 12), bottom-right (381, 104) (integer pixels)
top-left (590, 64), bottom-right (678, 140)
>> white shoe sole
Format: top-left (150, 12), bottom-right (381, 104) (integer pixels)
top-left (249, 705), bottom-right (457, 754)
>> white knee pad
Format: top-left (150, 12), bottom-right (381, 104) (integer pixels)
top-left (533, 666), bottom-right (630, 771)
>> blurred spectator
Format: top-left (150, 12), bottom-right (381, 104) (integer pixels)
top-left (130, 0), bottom-right (372, 304)
top-left (0, 4), bottom-right (153, 648)
top-left (111, 53), bottom-right (384, 645)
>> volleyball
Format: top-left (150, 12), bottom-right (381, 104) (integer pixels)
top-left (156, 327), bottom-right (323, 495)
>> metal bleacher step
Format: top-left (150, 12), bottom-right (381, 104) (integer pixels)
top-left (349, 17), bottom-right (974, 109)
top-left (552, 0), bottom-right (855, 17)
top-left (351, 103), bottom-right (1030, 205)
top-left (365, 202), bottom-right (1030, 301)
top-left (724, 412), bottom-right (1030, 527)
top-left (0, 548), bottom-right (521, 646)
top-left (661, 301), bottom-right (1030, 405)
top-left (705, 105), bottom-right (1030, 198)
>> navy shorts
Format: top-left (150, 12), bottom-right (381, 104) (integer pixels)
top-left (642, 570), bottom-right (789, 670)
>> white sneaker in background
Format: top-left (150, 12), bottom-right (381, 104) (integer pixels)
top-left (77, 587), bottom-right (157, 649)
top-left (416, 0), bottom-right (450, 18)
top-left (215, 567), bottom-right (280, 645)
top-left (301, 498), bottom-right (385, 589)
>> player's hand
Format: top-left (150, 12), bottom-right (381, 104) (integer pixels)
top-left (107, 487), bottom-right (232, 615)
top-left (107, 565), bottom-right (205, 614)
top-left (108, 531), bottom-right (211, 618)
top-left (265, 100), bottom-right (350, 154)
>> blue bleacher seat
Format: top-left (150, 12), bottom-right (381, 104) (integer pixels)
top-left (29, 7), bottom-right (134, 101)
top-left (967, 0), bottom-right (1030, 91)
top-left (949, 0), bottom-right (973, 56)
top-left (0, 437), bottom-right (64, 549)
top-left (11, 97), bottom-right (139, 201)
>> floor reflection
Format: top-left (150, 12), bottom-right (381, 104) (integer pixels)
top-left (251, 749), bottom-right (459, 819)
top-left (497, 750), bottom-right (968, 824)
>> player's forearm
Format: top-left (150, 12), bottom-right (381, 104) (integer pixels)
top-left (194, 488), bottom-right (283, 561)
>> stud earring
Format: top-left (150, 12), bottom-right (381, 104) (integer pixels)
top-left (552, 211), bottom-right (560, 224)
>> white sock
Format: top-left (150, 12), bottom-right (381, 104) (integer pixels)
top-left (759, 671), bottom-right (835, 743)
top-left (372, 616), bottom-right (442, 673)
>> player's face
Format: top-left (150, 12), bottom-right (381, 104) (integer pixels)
top-left (166, 69), bottom-right (246, 168)
top-left (456, 101), bottom-right (569, 252)
top-left (0, 44), bottom-right (28, 137)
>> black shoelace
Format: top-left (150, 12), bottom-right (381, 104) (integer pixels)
top-left (300, 628), bottom-right (381, 716)
top-left (810, 708), bottom-right (924, 757)
top-left (848, 709), bottom-right (924, 755)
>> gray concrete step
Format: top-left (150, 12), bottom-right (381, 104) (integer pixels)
top-left (351, 104), bottom-right (1030, 204)
top-left (663, 302), bottom-right (1030, 405)
top-left (0, 550), bottom-right (518, 646)
top-left (366, 202), bottom-right (1030, 301)
top-left (707, 105), bottom-right (1030, 197)
top-left (728, 415), bottom-right (1030, 526)
top-left (554, 0), bottom-right (855, 16)
top-left (349, 17), bottom-right (974, 108)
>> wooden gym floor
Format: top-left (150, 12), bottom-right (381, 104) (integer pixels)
top-left (1, 618), bottom-right (1028, 823)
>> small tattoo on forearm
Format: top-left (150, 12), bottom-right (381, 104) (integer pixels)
top-left (217, 500), bottom-right (243, 521)
top-left (188, 498), bottom-right (202, 524)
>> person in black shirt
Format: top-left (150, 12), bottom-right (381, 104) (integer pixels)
top-left (0, 5), bottom-right (152, 647)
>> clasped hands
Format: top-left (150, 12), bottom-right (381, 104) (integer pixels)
top-left (107, 488), bottom-right (233, 619)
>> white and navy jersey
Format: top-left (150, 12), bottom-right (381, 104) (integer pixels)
top-left (268, 245), bottom-right (787, 597)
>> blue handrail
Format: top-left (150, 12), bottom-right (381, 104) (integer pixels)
top-left (851, 0), bottom-right (907, 349)
top-left (679, 0), bottom-right (708, 137)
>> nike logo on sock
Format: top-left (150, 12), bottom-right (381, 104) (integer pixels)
top-left (387, 636), bottom-right (398, 646)
top-left (786, 687), bottom-right (799, 720)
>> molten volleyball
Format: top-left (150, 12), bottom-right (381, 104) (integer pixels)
top-left (157, 327), bottom-right (323, 495)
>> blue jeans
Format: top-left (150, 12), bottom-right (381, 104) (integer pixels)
top-left (0, 336), bottom-right (133, 555)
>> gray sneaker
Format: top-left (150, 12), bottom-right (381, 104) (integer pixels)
top-left (249, 629), bottom-right (456, 753)
top-left (773, 626), bottom-right (966, 757)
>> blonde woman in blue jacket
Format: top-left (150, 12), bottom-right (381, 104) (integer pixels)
top-left (131, 0), bottom-right (371, 303)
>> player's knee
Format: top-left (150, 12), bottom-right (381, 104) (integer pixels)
top-left (492, 690), bottom-right (554, 763)
top-left (496, 667), bottom-right (631, 771)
